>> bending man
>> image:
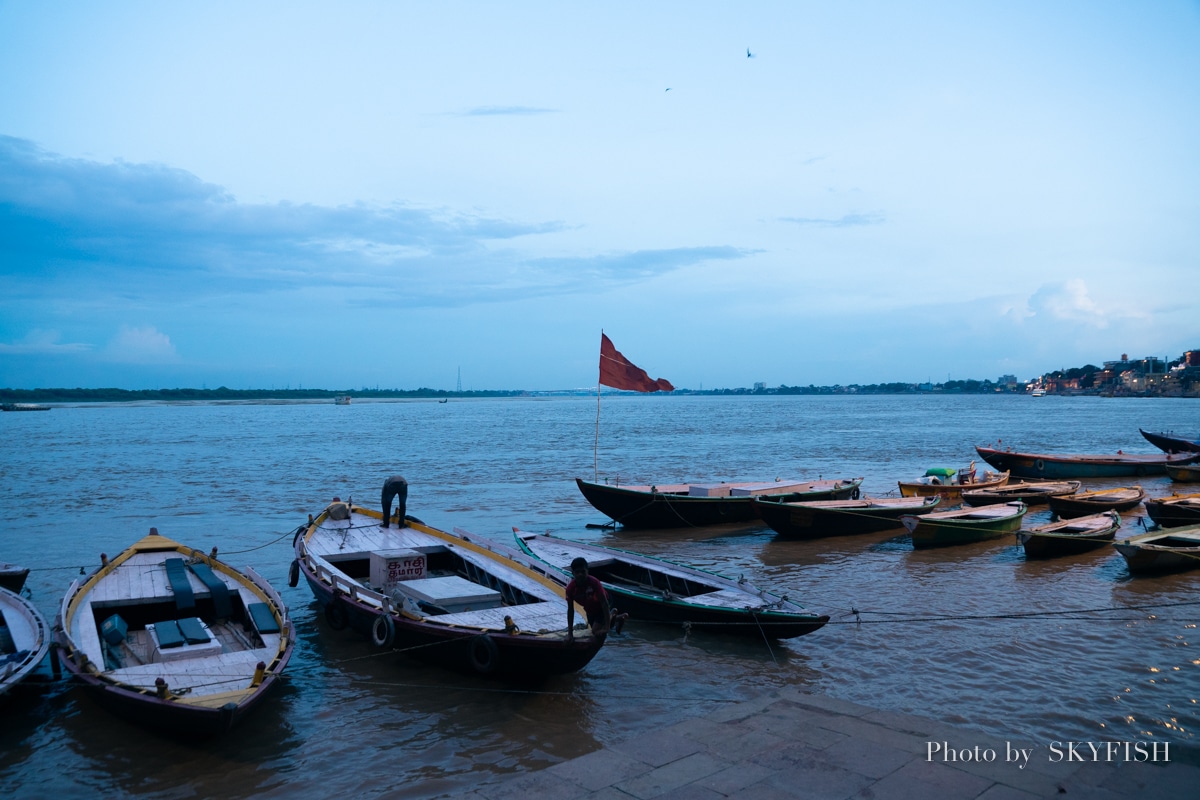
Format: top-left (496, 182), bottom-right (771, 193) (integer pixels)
top-left (381, 475), bottom-right (408, 528)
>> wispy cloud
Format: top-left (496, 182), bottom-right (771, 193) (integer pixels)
top-left (778, 213), bottom-right (885, 227)
top-left (458, 106), bottom-right (559, 116)
top-left (0, 329), bottom-right (91, 355)
top-left (0, 136), bottom-right (746, 312)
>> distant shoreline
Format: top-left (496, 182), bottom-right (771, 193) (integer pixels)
top-left (2, 384), bottom-right (1196, 403)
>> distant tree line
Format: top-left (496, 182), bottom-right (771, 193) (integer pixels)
top-left (0, 387), bottom-right (525, 403)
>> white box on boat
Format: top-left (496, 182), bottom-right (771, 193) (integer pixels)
top-left (688, 484), bottom-right (731, 497)
top-left (730, 481), bottom-right (808, 497)
top-left (370, 549), bottom-right (427, 591)
top-left (395, 576), bottom-right (502, 613)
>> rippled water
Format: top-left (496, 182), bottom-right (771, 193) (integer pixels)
top-left (2, 395), bottom-right (1198, 798)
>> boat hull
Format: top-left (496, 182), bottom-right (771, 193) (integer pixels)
top-left (54, 532), bottom-right (294, 738)
top-left (1143, 496), bottom-right (1200, 529)
top-left (0, 586), bottom-right (51, 699)
top-left (974, 446), bottom-right (1200, 479)
top-left (960, 482), bottom-right (1080, 507)
top-left (1165, 464), bottom-right (1200, 482)
top-left (903, 503), bottom-right (1027, 549)
top-left (576, 477), bottom-right (862, 529)
top-left (514, 533), bottom-right (827, 639)
top-left (297, 567), bottom-right (604, 677)
top-left (1045, 488), bottom-right (1145, 519)
top-left (897, 472), bottom-right (1008, 501)
top-left (1114, 526), bottom-right (1200, 575)
top-left (1016, 512), bottom-right (1120, 558)
top-left (1140, 429), bottom-right (1200, 454)
top-left (295, 504), bottom-right (605, 679)
top-left (753, 497), bottom-right (940, 539)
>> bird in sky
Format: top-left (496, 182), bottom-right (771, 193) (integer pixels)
top-left (665, 87), bottom-right (671, 91)
top-left (747, 48), bottom-right (755, 58)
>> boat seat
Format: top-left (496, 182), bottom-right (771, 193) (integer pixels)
top-left (188, 562), bottom-right (232, 619)
top-left (177, 617), bottom-right (211, 645)
top-left (153, 620), bottom-right (186, 648)
top-left (163, 558), bottom-right (196, 612)
top-left (246, 602), bottom-right (280, 634)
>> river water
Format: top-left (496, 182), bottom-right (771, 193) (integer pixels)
top-left (1, 394), bottom-right (1197, 798)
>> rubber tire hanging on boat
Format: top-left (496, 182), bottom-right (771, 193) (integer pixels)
top-left (1034, 458), bottom-right (1045, 472)
top-left (371, 613), bottom-right (395, 648)
top-left (324, 599), bottom-right (349, 630)
top-left (851, 487), bottom-right (860, 500)
top-left (287, 559), bottom-right (300, 588)
top-left (468, 634), bottom-right (500, 675)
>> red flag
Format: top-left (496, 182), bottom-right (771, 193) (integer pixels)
top-left (599, 333), bottom-right (675, 392)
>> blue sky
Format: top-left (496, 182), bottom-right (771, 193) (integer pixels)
top-left (1, 2), bottom-right (1197, 390)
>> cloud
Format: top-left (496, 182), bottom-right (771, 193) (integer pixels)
top-left (101, 326), bottom-right (180, 364)
top-left (0, 136), bottom-right (747, 311)
top-left (459, 106), bottom-right (559, 116)
top-left (778, 213), bottom-right (885, 227)
top-left (0, 329), bottom-right (92, 355)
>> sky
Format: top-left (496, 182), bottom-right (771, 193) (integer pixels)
top-left (1, 2), bottom-right (1197, 391)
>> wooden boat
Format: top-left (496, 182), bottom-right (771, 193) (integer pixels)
top-left (974, 446), bottom-right (1200, 479)
top-left (751, 495), bottom-right (941, 539)
top-left (334, 395), bottom-right (352, 405)
top-left (575, 476), bottom-right (863, 529)
top-left (1143, 493), bottom-right (1200, 529)
top-left (54, 528), bottom-right (294, 737)
top-left (0, 585), bottom-right (51, 698)
top-left (1114, 525), bottom-right (1200, 575)
top-left (1165, 463), bottom-right (1200, 482)
top-left (961, 480), bottom-right (1080, 507)
top-left (0, 561), bottom-right (30, 593)
top-left (513, 531), bottom-right (828, 639)
top-left (1140, 428), bottom-right (1200, 454)
top-left (293, 491), bottom-right (606, 679)
top-left (896, 466), bottom-right (1009, 502)
top-left (1045, 486), bottom-right (1146, 519)
top-left (900, 502), bottom-right (1027, 549)
top-left (1016, 511), bottom-right (1121, 558)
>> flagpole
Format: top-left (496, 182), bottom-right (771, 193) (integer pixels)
top-left (594, 329), bottom-right (602, 482)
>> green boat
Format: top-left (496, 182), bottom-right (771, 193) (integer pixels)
top-left (901, 501), bottom-right (1027, 549)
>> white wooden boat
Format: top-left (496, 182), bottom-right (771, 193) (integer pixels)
top-left (514, 530), bottom-right (828, 639)
top-left (0, 585), bottom-right (51, 698)
top-left (54, 529), bottom-right (294, 737)
top-left (0, 560), bottom-right (29, 593)
top-left (292, 488), bottom-right (606, 679)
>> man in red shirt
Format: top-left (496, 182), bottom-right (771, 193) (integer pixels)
top-left (565, 557), bottom-right (610, 640)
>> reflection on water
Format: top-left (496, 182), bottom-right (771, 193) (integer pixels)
top-left (1, 395), bottom-right (1198, 797)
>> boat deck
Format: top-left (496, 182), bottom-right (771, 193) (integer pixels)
top-left (305, 514), bottom-right (573, 634)
top-left (68, 550), bottom-right (283, 697)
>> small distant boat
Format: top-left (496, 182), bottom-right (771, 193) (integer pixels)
top-left (961, 480), bottom-right (1080, 507)
top-left (0, 585), bottom-right (51, 698)
top-left (334, 395), bottom-right (352, 405)
top-left (0, 403), bottom-right (50, 411)
top-left (1045, 486), bottom-right (1146, 519)
top-left (975, 446), bottom-right (1200, 479)
top-left (1031, 388), bottom-right (1046, 397)
top-left (1143, 493), bottom-right (1200, 529)
top-left (0, 561), bottom-right (30, 593)
top-left (514, 531), bottom-right (829, 639)
top-left (901, 502), bottom-right (1027, 549)
top-left (1016, 511), bottom-right (1121, 558)
top-left (54, 529), bottom-right (294, 737)
top-left (1165, 463), bottom-right (1200, 483)
top-left (897, 465), bottom-right (1009, 502)
top-left (1139, 428), bottom-right (1200, 454)
top-left (752, 495), bottom-right (941, 539)
top-left (575, 476), bottom-right (863, 529)
top-left (1114, 525), bottom-right (1200, 575)
top-left (438, 398), bottom-right (449, 404)
top-left (294, 484), bottom-right (606, 678)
